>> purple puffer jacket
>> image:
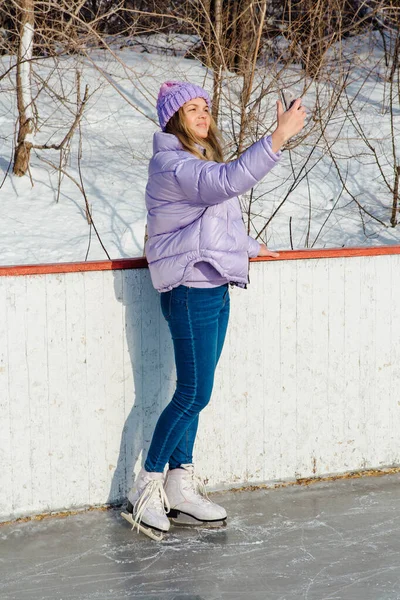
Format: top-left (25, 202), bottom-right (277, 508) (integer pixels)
top-left (145, 132), bottom-right (281, 292)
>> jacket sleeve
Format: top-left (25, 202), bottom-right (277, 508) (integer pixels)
top-left (174, 135), bottom-right (281, 206)
top-left (248, 235), bottom-right (260, 258)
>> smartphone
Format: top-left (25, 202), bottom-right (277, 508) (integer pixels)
top-left (280, 88), bottom-right (298, 111)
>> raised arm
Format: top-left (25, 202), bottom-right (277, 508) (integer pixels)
top-left (175, 136), bottom-right (281, 206)
top-left (175, 97), bottom-right (306, 207)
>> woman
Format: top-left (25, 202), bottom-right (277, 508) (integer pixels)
top-left (122, 81), bottom-right (306, 541)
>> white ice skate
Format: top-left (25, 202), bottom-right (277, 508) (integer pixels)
top-left (164, 463), bottom-right (227, 527)
top-left (121, 469), bottom-right (171, 541)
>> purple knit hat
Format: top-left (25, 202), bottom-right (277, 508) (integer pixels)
top-left (156, 81), bottom-right (212, 131)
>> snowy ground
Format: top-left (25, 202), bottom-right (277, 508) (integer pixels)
top-left (1, 32), bottom-right (399, 267)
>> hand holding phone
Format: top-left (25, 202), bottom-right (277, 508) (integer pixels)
top-left (281, 89), bottom-right (300, 111)
top-left (271, 91), bottom-right (307, 152)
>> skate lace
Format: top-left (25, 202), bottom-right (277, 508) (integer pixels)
top-left (133, 479), bottom-right (170, 532)
top-left (182, 471), bottom-right (212, 505)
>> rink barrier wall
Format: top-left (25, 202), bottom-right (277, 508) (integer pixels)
top-left (1, 246), bottom-right (400, 521)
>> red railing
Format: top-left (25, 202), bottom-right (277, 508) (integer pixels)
top-left (1, 245), bottom-right (400, 277)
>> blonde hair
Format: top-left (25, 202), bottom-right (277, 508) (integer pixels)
top-left (165, 107), bottom-right (224, 163)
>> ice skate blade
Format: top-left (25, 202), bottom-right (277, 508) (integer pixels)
top-left (121, 511), bottom-right (165, 541)
top-left (168, 511), bottom-right (227, 528)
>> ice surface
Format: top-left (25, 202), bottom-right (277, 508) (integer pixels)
top-left (1, 474), bottom-right (400, 599)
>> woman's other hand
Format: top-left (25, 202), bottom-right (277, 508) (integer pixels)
top-left (257, 243), bottom-right (280, 258)
top-left (271, 98), bottom-right (307, 153)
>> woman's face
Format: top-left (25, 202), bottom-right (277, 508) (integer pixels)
top-left (181, 97), bottom-right (211, 139)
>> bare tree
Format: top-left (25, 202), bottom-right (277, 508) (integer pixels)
top-left (13, 0), bottom-right (34, 176)
top-left (2, 0), bottom-right (400, 249)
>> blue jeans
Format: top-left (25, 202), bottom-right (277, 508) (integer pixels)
top-left (144, 284), bottom-right (230, 472)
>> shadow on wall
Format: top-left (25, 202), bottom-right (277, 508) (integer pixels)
top-left (108, 268), bottom-right (175, 505)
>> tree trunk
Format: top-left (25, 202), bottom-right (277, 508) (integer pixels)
top-left (390, 166), bottom-right (400, 227)
top-left (13, 0), bottom-right (34, 177)
top-left (200, 1), bottom-right (266, 76)
top-left (237, 0), bottom-right (267, 155)
top-left (212, 0), bottom-right (223, 120)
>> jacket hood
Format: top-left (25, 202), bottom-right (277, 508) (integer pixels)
top-left (152, 132), bottom-right (205, 156)
top-left (153, 132), bottom-right (183, 153)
